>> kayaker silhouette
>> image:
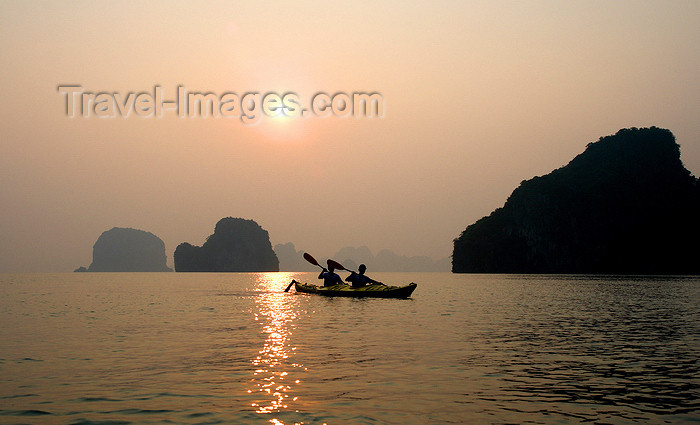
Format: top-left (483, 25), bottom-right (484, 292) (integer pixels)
top-left (345, 264), bottom-right (381, 288)
top-left (318, 262), bottom-right (343, 287)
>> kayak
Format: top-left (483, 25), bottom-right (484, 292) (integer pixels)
top-left (291, 279), bottom-right (417, 298)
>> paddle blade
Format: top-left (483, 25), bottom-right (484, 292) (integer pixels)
top-left (284, 280), bottom-right (295, 292)
top-left (303, 252), bottom-right (319, 267)
top-left (327, 259), bottom-right (345, 271)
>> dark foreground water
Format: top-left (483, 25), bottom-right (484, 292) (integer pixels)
top-left (0, 273), bottom-right (698, 424)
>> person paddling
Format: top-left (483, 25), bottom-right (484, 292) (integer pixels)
top-left (318, 264), bottom-right (343, 287)
top-left (345, 264), bottom-right (381, 288)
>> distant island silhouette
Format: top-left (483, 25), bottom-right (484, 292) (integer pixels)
top-left (274, 243), bottom-right (450, 272)
top-left (174, 217), bottom-right (279, 272)
top-left (331, 246), bottom-right (449, 272)
top-left (76, 227), bottom-right (172, 272)
top-left (274, 242), bottom-right (315, 271)
top-left (453, 127), bottom-right (699, 274)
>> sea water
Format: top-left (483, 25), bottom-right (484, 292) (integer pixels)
top-left (0, 273), bottom-right (698, 424)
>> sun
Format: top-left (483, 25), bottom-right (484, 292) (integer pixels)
top-left (256, 110), bottom-right (309, 143)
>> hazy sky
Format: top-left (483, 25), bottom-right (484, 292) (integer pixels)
top-left (1, 1), bottom-right (698, 272)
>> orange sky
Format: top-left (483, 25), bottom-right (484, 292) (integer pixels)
top-left (1, 1), bottom-right (698, 271)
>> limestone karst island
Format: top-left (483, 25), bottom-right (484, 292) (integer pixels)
top-left (174, 217), bottom-right (279, 272)
top-left (452, 127), bottom-right (699, 274)
top-left (75, 227), bottom-right (172, 272)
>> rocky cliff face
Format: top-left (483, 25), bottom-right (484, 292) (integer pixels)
top-left (453, 127), bottom-right (699, 274)
top-left (174, 217), bottom-right (279, 272)
top-left (86, 227), bottom-right (172, 272)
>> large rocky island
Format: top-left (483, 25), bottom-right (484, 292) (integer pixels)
top-left (453, 127), bottom-right (699, 274)
top-left (80, 227), bottom-right (172, 272)
top-left (174, 217), bottom-right (279, 272)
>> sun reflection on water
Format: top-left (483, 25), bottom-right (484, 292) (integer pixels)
top-left (248, 273), bottom-right (307, 422)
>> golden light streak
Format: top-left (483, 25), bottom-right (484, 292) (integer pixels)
top-left (247, 273), bottom-right (306, 421)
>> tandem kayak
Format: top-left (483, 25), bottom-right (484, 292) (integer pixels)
top-left (291, 279), bottom-right (417, 298)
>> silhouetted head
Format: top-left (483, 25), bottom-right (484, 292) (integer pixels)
top-left (359, 264), bottom-right (366, 274)
top-left (328, 267), bottom-right (335, 273)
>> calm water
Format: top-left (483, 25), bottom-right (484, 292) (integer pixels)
top-left (0, 273), bottom-right (698, 424)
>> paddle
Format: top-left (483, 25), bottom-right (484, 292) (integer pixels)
top-left (327, 259), bottom-right (349, 272)
top-left (304, 252), bottom-right (325, 270)
top-left (328, 259), bottom-right (385, 286)
top-left (284, 252), bottom-right (325, 292)
top-left (284, 279), bottom-right (297, 293)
